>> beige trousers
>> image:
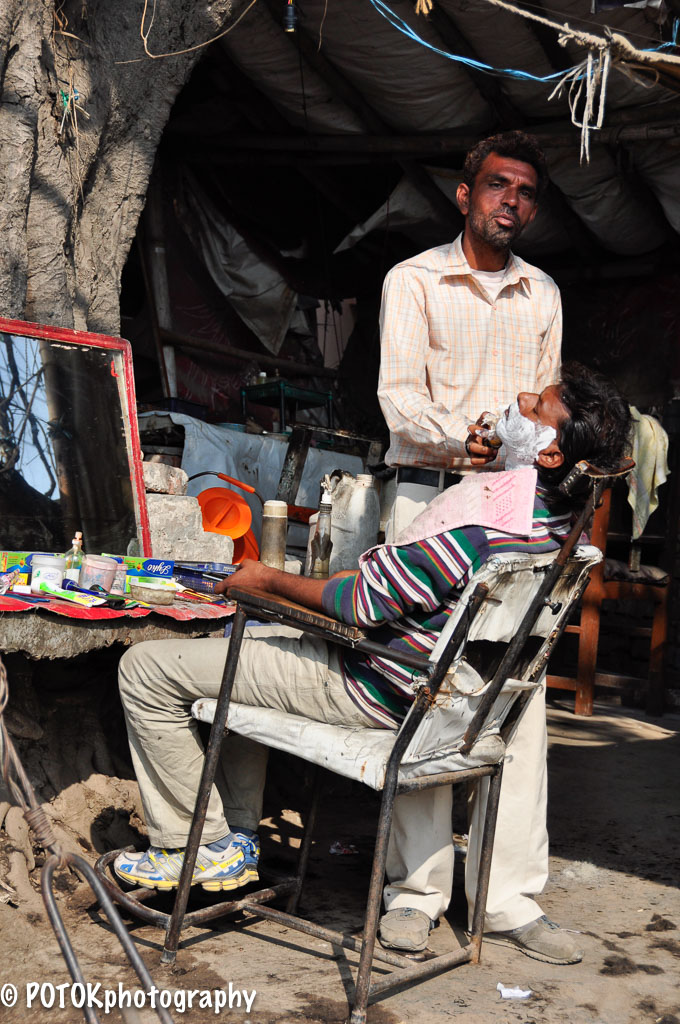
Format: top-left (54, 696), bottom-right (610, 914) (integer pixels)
top-left (118, 626), bottom-right (376, 848)
top-left (383, 480), bottom-right (549, 932)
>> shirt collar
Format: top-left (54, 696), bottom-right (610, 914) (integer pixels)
top-left (444, 233), bottom-right (533, 295)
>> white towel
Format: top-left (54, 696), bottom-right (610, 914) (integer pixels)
top-left (627, 407), bottom-right (669, 540)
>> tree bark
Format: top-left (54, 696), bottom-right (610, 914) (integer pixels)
top-left (0, 0), bottom-right (238, 907)
top-left (0, 0), bottom-right (237, 335)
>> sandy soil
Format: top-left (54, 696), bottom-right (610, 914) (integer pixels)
top-left (0, 699), bottom-right (678, 1024)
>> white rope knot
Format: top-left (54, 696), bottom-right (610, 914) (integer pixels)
top-left (548, 45), bottom-right (612, 163)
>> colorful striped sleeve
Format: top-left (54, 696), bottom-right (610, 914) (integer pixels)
top-left (321, 528), bottom-right (488, 628)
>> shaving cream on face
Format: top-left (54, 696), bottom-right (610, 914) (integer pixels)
top-left (496, 400), bottom-right (557, 470)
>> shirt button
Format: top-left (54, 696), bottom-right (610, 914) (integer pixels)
top-left (493, 350), bottom-right (499, 356)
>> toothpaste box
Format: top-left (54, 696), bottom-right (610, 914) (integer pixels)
top-left (121, 556), bottom-right (174, 578)
top-left (101, 555), bottom-right (175, 579)
top-left (119, 556), bottom-right (174, 592)
top-left (0, 551), bottom-right (61, 586)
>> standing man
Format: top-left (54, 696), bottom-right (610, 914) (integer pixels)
top-left (377, 132), bottom-right (577, 964)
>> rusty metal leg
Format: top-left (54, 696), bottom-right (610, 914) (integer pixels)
top-left (285, 767), bottom-right (321, 915)
top-left (468, 762), bottom-right (504, 963)
top-left (161, 605), bottom-right (248, 964)
top-left (349, 774), bottom-right (399, 1024)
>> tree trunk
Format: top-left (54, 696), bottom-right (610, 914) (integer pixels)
top-left (0, 0), bottom-right (238, 911)
top-left (0, 0), bottom-right (236, 334)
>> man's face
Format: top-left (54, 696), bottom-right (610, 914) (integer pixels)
top-left (516, 385), bottom-right (568, 434)
top-left (457, 152), bottom-right (539, 250)
top-left (496, 385), bottom-right (568, 470)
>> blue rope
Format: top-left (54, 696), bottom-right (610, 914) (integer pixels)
top-left (367, 0), bottom-right (680, 82)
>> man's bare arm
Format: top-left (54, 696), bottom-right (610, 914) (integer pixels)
top-left (215, 560), bottom-right (358, 613)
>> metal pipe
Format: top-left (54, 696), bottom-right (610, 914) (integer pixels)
top-left (366, 945), bottom-right (473, 999)
top-left (286, 767), bottom-right (321, 916)
top-left (467, 764), bottom-right (504, 960)
top-left (396, 764), bottom-right (495, 793)
top-left (350, 583), bottom-right (489, 1019)
top-left (42, 854), bottom-right (175, 1024)
top-left (238, 902), bottom-right (413, 969)
top-left (161, 605), bottom-right (248, 963)
top-left (236, 596), bottom-right (432, 671)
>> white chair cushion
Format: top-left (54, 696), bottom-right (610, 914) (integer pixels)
top-left (192, 697), bottom-right (505, 791)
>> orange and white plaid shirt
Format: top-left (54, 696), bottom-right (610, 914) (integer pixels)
top-left (378, 234), bottom-right (562, 471)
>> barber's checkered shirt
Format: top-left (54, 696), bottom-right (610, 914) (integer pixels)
top-left (378, 234), bottom-right (562, 471)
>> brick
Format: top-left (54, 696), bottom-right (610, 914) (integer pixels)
top-left (143, 461), bottom-right (189, 495)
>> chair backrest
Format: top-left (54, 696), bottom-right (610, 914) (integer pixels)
top-left (396, 545), bottom-right (602, 777)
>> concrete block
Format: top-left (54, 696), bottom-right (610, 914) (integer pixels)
top-left (146, 494), bottom-right (234, 563)
top-left (143, 461), bottom-right (189, 495)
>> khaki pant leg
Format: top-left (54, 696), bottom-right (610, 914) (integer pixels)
top-left (384, 786), bottom-right (453, 922)
top-left (118, 626), bottom-right (374, 848)
top-left (465, 682), bottom-right (548, 932)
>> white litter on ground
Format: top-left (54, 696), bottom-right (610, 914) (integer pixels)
top-left (497, 982), bottom-right (533, 999)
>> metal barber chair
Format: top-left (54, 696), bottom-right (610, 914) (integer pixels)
top-left (97, 460), bottom-right (631, 1024)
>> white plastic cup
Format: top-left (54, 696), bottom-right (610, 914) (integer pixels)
top-left (78, 554), bottom-right (118, 592)
top-left (31, 555), bottom-right (66, 595)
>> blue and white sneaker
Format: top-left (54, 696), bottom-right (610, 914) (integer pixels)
top-left (114, 841), bottom-right (249, 892)
top-left (231, 831), bottom-right (260, 884)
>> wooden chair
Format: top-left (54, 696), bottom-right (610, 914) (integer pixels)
top-left (547, 487), bottom-right (669, 716)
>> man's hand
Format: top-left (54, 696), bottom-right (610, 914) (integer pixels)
top-left (215, 559), bottom-right (275, 597)
top-left (465, 423), bottom-right (499, 466)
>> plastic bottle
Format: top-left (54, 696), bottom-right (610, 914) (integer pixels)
top-left (305, 489), bottom-right (333, 579)
top-left (260, 500), bottom-right (288, 570)
top-left (63, 532), bottom-right (84, 583)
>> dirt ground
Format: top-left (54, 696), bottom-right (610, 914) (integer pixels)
top-left (0, 697), bottom-right (679, 1024)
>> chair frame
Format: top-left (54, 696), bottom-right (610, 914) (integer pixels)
top-left (96, 464), bottom-right (625, 1024)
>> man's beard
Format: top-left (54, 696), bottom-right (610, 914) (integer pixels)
top-left (467, 206), bottom-right (522, 250)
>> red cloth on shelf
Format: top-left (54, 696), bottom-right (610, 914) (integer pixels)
top-left (0, 595), bottom-right (234, 621)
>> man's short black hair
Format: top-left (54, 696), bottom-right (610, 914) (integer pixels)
top-left (557, 362), bottom-right (632, 476)
top-left (463, 131), bottom-right (549, 198)
top-left (539, 362), bottom-right (632, 499)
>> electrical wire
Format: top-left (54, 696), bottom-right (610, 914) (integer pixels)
top-left (368, 0), bottom-right (579, 82)
top-left (368, 0), bottom-right (678, 84)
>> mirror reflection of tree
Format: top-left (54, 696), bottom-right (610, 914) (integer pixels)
top-left (0, 333), bottom-right (137, 554)
top-left (0, 334), bottom-right (62, 550)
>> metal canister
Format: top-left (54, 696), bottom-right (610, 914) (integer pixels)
top-left (260, 500), bottom-right (288, 570)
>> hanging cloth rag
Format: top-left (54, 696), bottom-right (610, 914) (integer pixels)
top-left (627, 407), bottom-right (670, 541)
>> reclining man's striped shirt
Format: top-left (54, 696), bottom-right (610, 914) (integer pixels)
top-left (321, 488), bottom-right (571, 729)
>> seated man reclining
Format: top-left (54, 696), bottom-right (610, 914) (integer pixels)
top-left (114, 363), bottom-right (631, 961)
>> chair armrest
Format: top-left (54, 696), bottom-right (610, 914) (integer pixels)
top-left (227, 585), bottom-right (367, 642)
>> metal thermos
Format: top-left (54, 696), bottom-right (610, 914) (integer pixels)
top-left (260, 500), bottom-right (288, 570)
top-left (306, 495), bottom-right (333, 579)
